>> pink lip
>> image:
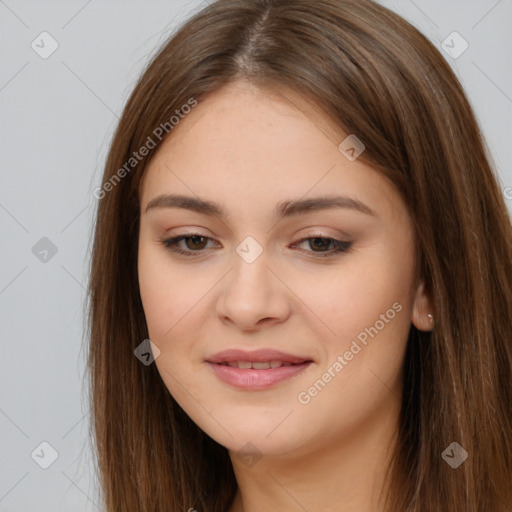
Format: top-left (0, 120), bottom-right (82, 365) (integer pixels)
top-left (206, 349), bottom-right (313, 390)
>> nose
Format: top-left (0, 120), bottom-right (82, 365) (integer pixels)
top-left (216, 250), bottom-right (291, 332)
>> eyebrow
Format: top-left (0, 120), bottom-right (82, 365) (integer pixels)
top-left (144, 193), bottom-right (378, 219)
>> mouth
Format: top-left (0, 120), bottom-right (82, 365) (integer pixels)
top-left (217, 360), bottom-right (299, 369)
top-left (206, 349), bottom-right (314, 390)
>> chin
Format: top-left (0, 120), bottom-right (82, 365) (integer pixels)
top-left (199, 413), bottom-right (307, 456)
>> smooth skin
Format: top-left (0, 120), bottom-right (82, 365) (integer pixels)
top-left (137, 80), bottom-right (433, 512)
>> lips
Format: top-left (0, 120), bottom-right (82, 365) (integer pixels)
top-left (223, 361), bottom-right (293, 369)
top-left (207, 348), bottom-right (311, 365)
top-left (206, 349), bottom-right (313, 390)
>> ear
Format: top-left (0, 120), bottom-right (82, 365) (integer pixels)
top-left (411, 279), bottom-right (434, 331)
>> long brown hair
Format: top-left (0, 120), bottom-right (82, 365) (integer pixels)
top-left (86, 0), bottom-right (512, 510)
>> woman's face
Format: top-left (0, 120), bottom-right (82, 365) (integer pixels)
top-left (138, 80), bottom-right (431, 459)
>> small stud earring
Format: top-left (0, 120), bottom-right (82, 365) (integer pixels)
top-left (427, 313), bottom-right (433, 322)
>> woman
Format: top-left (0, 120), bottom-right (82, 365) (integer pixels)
top-left (87, 0), bottom-right (512, 510)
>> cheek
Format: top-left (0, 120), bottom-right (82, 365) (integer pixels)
top-left (290, 263), bottom-right (411, 440)
top-left (291, 248), bottom-right (413, 342)
top-left (137, 245), bottom-right (219, 359)
top-left (138, 244), bottom-right (185, 340)
top-left (292, 245), bottom-right (414, 410)
top-left (137, 249), bottom-right (203, 397)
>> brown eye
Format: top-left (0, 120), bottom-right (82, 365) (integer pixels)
top-left (308, 237), bottom-right (335, 252)
top-left (184, 235), bottom-right (208, 250)
top-left (161, 233), bottom-right (217, 256)
top-left (292, 236), bottom-right (353, 257)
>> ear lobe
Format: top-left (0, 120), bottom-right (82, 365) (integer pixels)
top-left (411, 279), bottom-right (434, 331)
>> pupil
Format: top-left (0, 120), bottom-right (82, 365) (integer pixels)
top-left (188, 236), bottom-right (205, 249)
top-left (311, 238), bottom-right (329, 251)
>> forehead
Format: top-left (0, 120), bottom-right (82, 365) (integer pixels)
top-left (139, 81), bottom-right (406, 226)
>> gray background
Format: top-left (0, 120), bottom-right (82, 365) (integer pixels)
top-left (1, 0), bottom-right (511, 510)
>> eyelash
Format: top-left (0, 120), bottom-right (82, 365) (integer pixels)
top-left (159, 233), bottom-right (353, 258)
